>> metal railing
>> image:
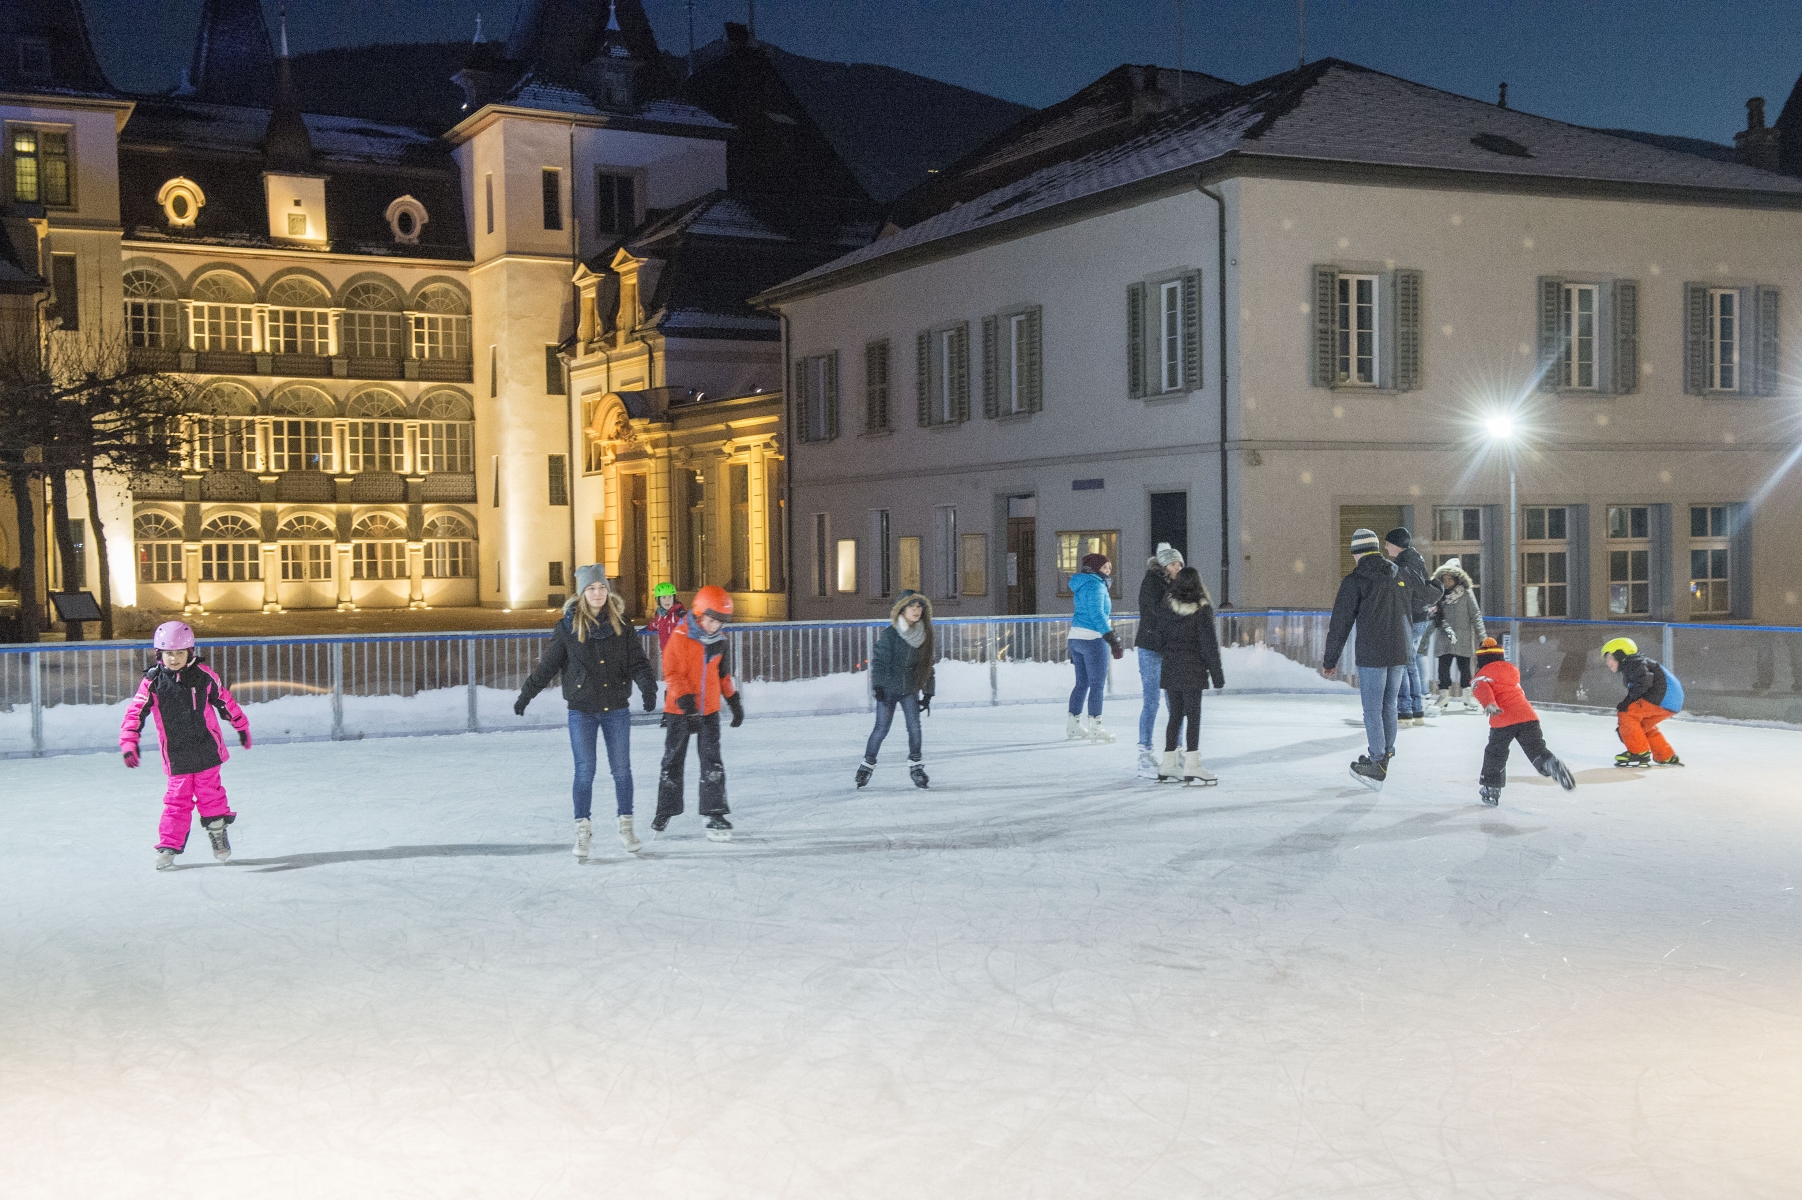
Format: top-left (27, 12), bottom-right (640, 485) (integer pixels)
top-left (5, 611), bottom-right (1800, 758)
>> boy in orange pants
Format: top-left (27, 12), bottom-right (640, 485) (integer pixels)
top-left (1602, 637), bottom-right (1685, 767)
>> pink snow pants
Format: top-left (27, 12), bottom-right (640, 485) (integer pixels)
top-left (157, 767), bottom-right (233, 851)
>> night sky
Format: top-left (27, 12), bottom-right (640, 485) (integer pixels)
top-left (81, 0), bottom-right (1802, 146)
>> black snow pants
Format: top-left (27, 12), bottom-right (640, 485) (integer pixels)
top-left (1480, 719), bottom-right (1554, 788)
top-left (657, 711), bottom-right (729, 819)
top-left (1163, 690), bottom-right (1202, 753)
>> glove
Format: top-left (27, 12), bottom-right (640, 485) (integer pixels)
top-left (122, 749), bottom-right (139, 769)
top-left (725, 693), bottom-right (744, 728)
top-left (643, 691), bottom-right (657, 712)
top-left (873, 686), bottom-right (888, 704)
top-left (676, 693), bottom-right (698, 716)
top-left (1482, 703), bottom-right (1502, 716)
top-left (1103, 632), bottom-right (1124, 660)
top-left (513, 695), bottom-right (529, 717)
top-left (659, 712), bottom-right (671, 728)
top-left (1211, 672), bottom-right (1226, 691)
top-left (238, 728), bottom-right (252, 749)
top-left (920, 693), bottom-right (932, 715)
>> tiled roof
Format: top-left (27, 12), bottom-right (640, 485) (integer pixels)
top-left (499, 73), bottom-right (729, 130)
top-left (0, 0), bottom-right (118, 97)
top-left (184, 0), bottom-right (275, 108)
top-left (768, 59), bottom-right (1802, 299)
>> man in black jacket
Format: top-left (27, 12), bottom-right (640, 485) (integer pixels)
top-left (1384, 527), bottom-right (1439, 725)
top-left (1132, 542), bottom-right (1185, 778)
top-left (1324, 528), bottom-right (1414, 788)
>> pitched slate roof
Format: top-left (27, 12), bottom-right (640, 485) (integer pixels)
top-left (183, 0), bottom-right (275, 108)
top-left (0, 0), bottom-right (117, 97)
top-left (764, 59), bottom-right (1802, 301)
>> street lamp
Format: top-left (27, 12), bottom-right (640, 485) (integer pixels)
top-left (1485, 415), bottom-right (1517, 621)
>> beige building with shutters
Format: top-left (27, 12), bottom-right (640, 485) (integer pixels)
top-left (761, 58), bottom-right (1802, 629)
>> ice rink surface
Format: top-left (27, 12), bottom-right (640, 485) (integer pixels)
top-left (2, 694), bottom-right (1798, 1199)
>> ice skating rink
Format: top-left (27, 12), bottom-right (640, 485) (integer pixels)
top-left (2, 694), bottom-right (1798, 1199)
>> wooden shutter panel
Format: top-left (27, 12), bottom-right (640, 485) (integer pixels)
top-left (1126, 282), bottom-right (1145, 398)
top-left (792, 358), bottom-right (810, 443)
top-left (1683, 283), bottom-right (1708, 395)
top-left (824, 350), bottom-right (839, 439)
top-left (1536, 277), bottom-right (1562, 392)
top-left (981, 314), bottom-right (999, 418)
top-left (953, 322), bottom-right (971, 423)
top-left (1392, 268), bottom-right (1422, 391)
top-left (1611, 279), bottom-right (1638, 395)
top-left (1180, 269), bottom-right (1203, 391)
top-left (916, 331), bottom-right (929, 426)
top-left (864, 339), bottom-right (888, 431)
top-left (1756, 285), bottom-right (1780, 396)
top-left (1312, 266), bottom-right (1336, 387)
top-left (1024, 305), bottom-right (1043, 412)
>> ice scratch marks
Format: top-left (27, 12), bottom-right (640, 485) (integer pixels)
top-left (234, 843), bottom-right (568, 873)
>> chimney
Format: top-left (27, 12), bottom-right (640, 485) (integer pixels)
top-left (1735, 97), bottom-right (1780, 171)
top-left (1497, 82), bottom-right (1507, 109)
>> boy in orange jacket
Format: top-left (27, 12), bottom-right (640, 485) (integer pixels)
top-left (1470, 637), bottom-right (1576, 807)
top-left (655, 585), bottom-right (743, 841)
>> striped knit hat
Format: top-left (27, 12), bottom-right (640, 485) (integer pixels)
top-left (1348, 527), bottom-right (1381, 556)
top-left (1475, 637), bottom-right (1506, 662)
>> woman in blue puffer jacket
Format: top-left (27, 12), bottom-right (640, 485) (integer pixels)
top-left (1066, 552), bottom-right (1122, 742)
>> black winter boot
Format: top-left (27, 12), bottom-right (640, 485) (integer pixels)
top-left (909, 761), bottom-right (929, 789)
top-left (855, 759), bottom-right (874, 788)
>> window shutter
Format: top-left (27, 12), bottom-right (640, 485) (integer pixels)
top-left (1729, 502), bottom-right (1753, 618)
top-left (1180, 269), bottom-right (1203, 391)
top-left (1536, 276), bottom-right (1562, 392)
top-left (953, 322), bottom-right (971, 423)
top-left (1611, 279), bottom-right (1638, 395)
top-left (916, 331), bottom-right (929, 426)
top-left (1024, 305), bottom-right (1043, 412)
top-left (1755, 285), bottom-right (1780, 396)
top-left (1311, 266), bottom-right (1336, 387)
top-left (1126, 282), bottom-right (1145, 398)
top-left (1683, 283), bottom-right (1708, 395)
top-left (1392, 269), bottom-right (1422, 391)
top-left (792, 358), bottom-right (810, 443)
top-left (864, 339), bottom-right (888, 431)
top-left (1737, 287), bottom-right (1756, 397)
top-left (981, 314), bottom-right (999, 418)
top-left (824, 350), bottom-right (839, 439)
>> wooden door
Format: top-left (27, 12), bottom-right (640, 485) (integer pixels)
top-left (1006, 517), bottom-right (1037, 615)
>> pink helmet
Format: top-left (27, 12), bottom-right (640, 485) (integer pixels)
top-left (152, 621), bottom-right (196, 651)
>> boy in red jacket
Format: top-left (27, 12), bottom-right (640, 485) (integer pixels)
top-left (1470, 637), bottom-right (1576, 807)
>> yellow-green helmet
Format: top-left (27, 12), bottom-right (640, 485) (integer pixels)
top-left (1600, 636), bottom-right (1638, 661)
top-left (653, 582), bottom-right (678, 599)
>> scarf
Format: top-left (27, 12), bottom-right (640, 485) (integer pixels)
top-left (895, 617), bottom-right (926, 649)
top-left (684, 613), bottom-right (726, 646)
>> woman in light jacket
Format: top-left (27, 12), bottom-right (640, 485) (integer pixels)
top-left (1067, 552), bottom-right (1122, 743)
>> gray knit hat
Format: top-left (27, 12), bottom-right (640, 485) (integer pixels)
top-left (1154, 542), bottom-right (1185, 568)
top-left (1349, 528), bottom-right (1381, 556)
top-left (574, 563), bottom-right (611, 592)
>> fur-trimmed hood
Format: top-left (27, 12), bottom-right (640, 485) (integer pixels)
top-left (889, 591), bottom-right (934, 623)
top-left (1434, 562), bottom-right (1474, 593)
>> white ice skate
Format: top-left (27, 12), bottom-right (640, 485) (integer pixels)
top-left (1082, 716), bottom-right (1115, 744)
top-left (617, 816), bottom-right (641, 853)
top-left (1065, 713), bottom-right (1085, 740)
top-left (573, 817), bottom-right (593, 858)
top-left (1135, 746), bottom-right (1160, 780)
top-left (155, 848), bottom-right (176, 871)
top-left (1181, 751), bottom-right (1217, 787)
top-left (1157, 750), bottom-right (1182, 783)
top-left (201, 816), bottom-right (231, 863)
top-left (705, 815), bottom-right (733, 842)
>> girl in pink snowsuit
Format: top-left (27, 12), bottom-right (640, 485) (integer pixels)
top-left (121, 622), bottom-right (250, 870)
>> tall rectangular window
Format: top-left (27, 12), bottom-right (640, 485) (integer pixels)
top-left (491, 455), bottom-right (500, 508)
top-left (874, 510), bottom-right (892, 598)
top-left (484, 173), bottom-right (494, 234)
top-left (864, 338), bottom-right (890, 431)
top-left (1160, 280), bottom-right (1183, 392)
top-left (836, 539), bottom-right (858, 594)
top-left (12, 128), bottom-right (70, 206)
top-left (728, 463), bottom-right (750, 592)
top-left (813, 513), bottom-right (829, 597)
top-left (1561, 284), bottom-right (1598, 389)
top-left (919, 323), bottom-right (968, 425)
top-left (682, 469), bottom-right (706, 590)
top-left (938, 330), bottom-right (957, 422)
top-left (549, 561), bottom-right (564, 588)
top-left (935, 506), bottom-right (957, 597)
top-left (1007, 314), bottom-right (1029, 414)
top-left (959, 532), bottom-right (987, 596)
top-left (548, 454), bottom-right (569, 506)
top-left (1521, 505), bottom-right (1568, 618)
top-left (50, 254), bottom-right (78, 331)
top-left (1607, 504), bottom-right (1650, 615)
top-left (1335, 274), bottom-right (1377, 385)
top-left (545, 345), bottom-right (565, 394)
top-left (1689, 505), bottom-right (1731, 616)
top-left (897, 535), bottom-right (921, 594)
top-left (489, 345), bottom-right (498, 397)
top-left (1432, 506), bottom-right (1484, 599)
top-left (595, 170), bottom-right (636, 238)
top-left (541, 168), bottom-right (562, 231)
top-left (798, 351), bottom-right (837, 441)
top-left (1056, 531), bottom-right (1122, 597)
top-left (1707, 289), bottom-right (1738, 391)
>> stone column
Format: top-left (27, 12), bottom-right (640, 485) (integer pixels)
top-left (407, 542), bottom-right (426, 608)
top-left (334, 474), bottom-right (355, 610)
top-left (181, 474), bottom-right (203, 613)
top-left (258, 473), bottom-right (281, 612)
top-left (648, 443), bottom-right (673, 591)
top-left (748, 441), bottom-right (767, 593)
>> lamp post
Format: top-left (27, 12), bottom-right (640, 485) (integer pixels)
top-left (1485, 415), bottom-right (1517, 622)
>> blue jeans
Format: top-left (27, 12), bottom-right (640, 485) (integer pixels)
top-left (1068, 637), bottom-right (1108, 717)
top-left (1400, 619), bottom-right (1430, 715)
top-left (1357, 665), bottom-right (1407, 763)
top-left (1136, 649), bottom-right (1163, 746)
top-left (864, 693), bottom-right (922, 762)
top-left (569, 707), bottom-right (634, 819)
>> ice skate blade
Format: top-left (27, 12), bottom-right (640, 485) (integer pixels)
top-left (705, 829), bottom-right (733, 842)
top-left (1349, 768), bottom-right (1385, 792)
top-left (1182, 778), bottom-right (1218, 787)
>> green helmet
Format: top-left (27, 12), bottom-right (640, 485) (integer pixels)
top-left (653, 582), bottom-right (678, 598)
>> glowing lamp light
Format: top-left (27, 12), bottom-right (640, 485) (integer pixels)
top-left (1485, 415), bottom-right (1515, 440)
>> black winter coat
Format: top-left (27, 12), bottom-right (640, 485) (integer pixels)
top-left (1393, 546), bottom-right (1439, 623)
top-left (1135, 568), bottom-right (1173, 653)
top-left (1617, 654), bottom-right (1674, 711)
top-left (520, 610), bottom-right (657, 713)
top-left (1159, 599), bottom-right (1224, 692)
top-left (1324, 553), bottom-right (1414, 670)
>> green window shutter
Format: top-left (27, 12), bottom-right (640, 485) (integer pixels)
top-left (1683, 283), bottom-right (1708, 395)
top-left (1611, 280), bottom-right (1638, 395)
top-left (1536, 276), bottom-right (1562, 392)
top-left (792, 358), bottom-right (810, 443)
top-left (864, 339), bottom-right (888, 431)
top-left (981, 314), bottom-right (999, 418)
top-left (1126, 282), bottom-right (1145, 398)
top-left (1180, 269), bottom-right (1203, 391)
top-left (953, 322), bottom-right (971, 423)
top-left (1311, 266), bottom-right (1335, 387)
top-left (1392, 269), bottom-right (1422, 391)
top-left (824, 350), bottom-right (839, 439)
top-left (1025, 305), bottom-right (1043, 412)
top-left (1756, 285), bottom-right (1780, 396)
top-left (916, 331), bottom-right (930, 426)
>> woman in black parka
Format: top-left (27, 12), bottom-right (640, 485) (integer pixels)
top-left (1157, 567), bottom-right (1225, 786)
top-left (856, 590), bottom-right (936, 790)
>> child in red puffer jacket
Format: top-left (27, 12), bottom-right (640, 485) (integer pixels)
top-left (1469, 637), bottom-right (1575, 807)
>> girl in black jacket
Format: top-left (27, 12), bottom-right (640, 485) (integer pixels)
top-left (1157, 567), bottom-right (1225, 786)
top-left (516, 565), bottom-right (658, 856)
top-left (857, 590), bottom-right (936, 790)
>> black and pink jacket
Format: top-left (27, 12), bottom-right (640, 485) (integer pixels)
top-left (120, 656), bottom-right (249, 777)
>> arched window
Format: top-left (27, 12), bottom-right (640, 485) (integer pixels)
top-left (267, 275), bottom-right (332, 356)
top-left (134, 512), bottom-right (184, 583)
top-left (190, 383), bottom-right (259, 471)
top-left (122, 270), bottom-right (178, 349)
top-left (351, 513), bottom-right (407, 580)
top-left (190, 272), bottom-right (255, 352)
top-left (343, 279), bottom-right (405, 360)
top-left (411, 284), bottom-right (471, 362)
top-left (423, 513), bottom-right (475, 578)
top-left (277, 514), bottom-right (335, 581)
top-left (417, 392), bottom-right (474, 473)
top-left (345, 389), bottom-right (405, 473)
top-left (198, 514), bottom-right (260, 582)
top-left (269, 387), bottom-right (336, 473)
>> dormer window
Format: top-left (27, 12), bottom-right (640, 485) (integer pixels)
top-left (384, 195), bottom-right (429, 245)
top-left (157, 177), bottom-right (205, 228)
top-left (16, 39), bottom-right (50, 82)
